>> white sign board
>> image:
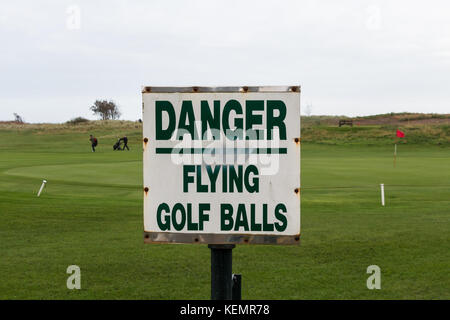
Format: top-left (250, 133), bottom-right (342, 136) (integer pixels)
top-left (143, 86), bottom-right (300, 245)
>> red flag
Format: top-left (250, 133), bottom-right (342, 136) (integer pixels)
top-left (396, 129), bottom-right (405, 138)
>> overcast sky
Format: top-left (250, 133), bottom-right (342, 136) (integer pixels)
top-left (1, 0), bottom-right (449, 123)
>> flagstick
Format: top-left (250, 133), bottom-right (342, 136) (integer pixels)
top-left (393, 143), bottom-right (397, 168)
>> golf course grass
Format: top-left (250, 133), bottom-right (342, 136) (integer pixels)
top-left (0, 121), bottom-right (448, 299)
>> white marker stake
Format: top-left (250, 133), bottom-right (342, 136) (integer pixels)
top-left (37, 180), bottom-right (47, 197)
top-left (380, 183), bottom-right (385, 206)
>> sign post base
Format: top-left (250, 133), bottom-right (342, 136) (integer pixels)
top-left (208, 244), bottom-right (236, 300)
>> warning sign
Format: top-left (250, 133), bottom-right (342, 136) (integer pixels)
top-left (143, 86), bottom-right (300, 245)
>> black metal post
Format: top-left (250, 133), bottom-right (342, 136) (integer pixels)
top-left (208, 244), bottom-right (235, 300)
top-left (232, 274), bottom-right (242, 300)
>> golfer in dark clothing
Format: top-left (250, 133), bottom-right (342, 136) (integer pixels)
top-left (119, 136), bottom-right (129, 150)
top-left (89, 135), bottom-right (98, 152)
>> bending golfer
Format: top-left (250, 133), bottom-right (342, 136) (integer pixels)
top-left (119, 136), bottom-right (129, 150)
top-left (89, 134), bottom-right (98, 152)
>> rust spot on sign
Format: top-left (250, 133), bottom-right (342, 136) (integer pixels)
top-left (144, 187), bottom-right (149, 195)
top-left (242, 86), bottom-right (249, 93)
top-left (290, 86), bottom-right (300, 92)
top-left (192, 86), bottom-right (199, 92)
top-left (294, 137), bottom-right (300, 144)
top-left (143, 87), bottom-right (151, 93)
top-left (294, 188), bottom-right (300, 194)
top-left (143, 137), bottom-right (148, 145)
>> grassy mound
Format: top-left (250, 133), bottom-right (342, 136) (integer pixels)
top-left (1, 115), bottom-right (448, 146)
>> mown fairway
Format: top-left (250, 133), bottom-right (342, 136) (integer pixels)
top-left (0, 122), bottom-right (449, 299)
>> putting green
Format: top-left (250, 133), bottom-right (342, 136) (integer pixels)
top-left (5, 161), bottom-right (141, 187)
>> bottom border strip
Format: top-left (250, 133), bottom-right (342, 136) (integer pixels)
top-left (144, 231), bottom-right (300, 245)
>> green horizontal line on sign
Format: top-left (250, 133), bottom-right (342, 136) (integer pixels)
top-left (155, 148), bottom-right (288, 154)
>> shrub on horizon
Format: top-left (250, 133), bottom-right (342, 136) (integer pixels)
top-left (66, 117), bottom-right (90, 125)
